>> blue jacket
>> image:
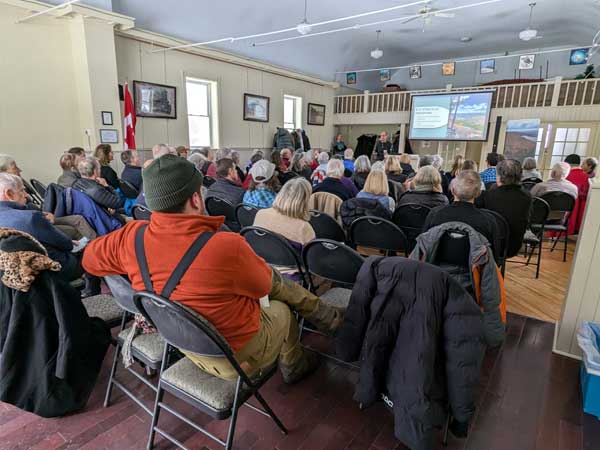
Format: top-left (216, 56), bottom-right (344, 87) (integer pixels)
top-left (66, 189), bottom-right (122, 236)
top-left (0, 201), bottom-right (73, 269)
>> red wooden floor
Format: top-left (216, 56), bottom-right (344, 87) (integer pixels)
top-left (1, 313), bottom-right (599, 450)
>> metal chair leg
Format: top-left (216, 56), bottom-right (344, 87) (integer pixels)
top-left (563, 233), bottom-right (568, 262)
top-left (535, 239), bottom-right (542, 279)
top-left (254, 391), bottom-right (288, 435)
top-left (225, 378), bottom-right (243, 450)
top-left (146, 386), bottom-right (164, 450)
top-left (103, 342), bottom-right (121, 408)
top-left (442, 413), bottom-right (450, 446)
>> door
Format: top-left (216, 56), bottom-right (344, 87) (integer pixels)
top-left (539, 124), bottom-right (596, 178)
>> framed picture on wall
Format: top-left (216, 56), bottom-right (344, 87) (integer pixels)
top-left (409, 65), bottom-right (421, 79)
top-left (379, 69), bottom-right (391, 82)
top-left (570, 48), bottom-right (590, 65)
top-left (133, 80), bottom-right (177, 119)
top-left (347, 72), bottom-right (357, 85)
top-left (100, 129), bottom-right (119, 144)
top-left (442, 62), bottom-right (455, 76)
top-left (101, 111), bottom-right (113, 125)
top-left (243, 93), bottom-right (270, 122)
top-left (307, 103), bottom-right (326, 126)
top-left (519, 54), bottom-right (535, 70)
top-left (480, 59), bottom-right (495, 74)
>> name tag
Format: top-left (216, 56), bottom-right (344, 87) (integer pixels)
top-left (259, 295), bottom-right (270, 308)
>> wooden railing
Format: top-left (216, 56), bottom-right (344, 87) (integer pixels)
top-left (334, 78), bottom-right (600, 115)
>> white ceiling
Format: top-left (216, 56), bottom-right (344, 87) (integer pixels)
top-left (54, 0), bottom-right (600, 89)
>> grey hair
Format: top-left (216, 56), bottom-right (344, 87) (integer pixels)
top-left (452, 170), bottom-right (482, 201)
top-left (188, 152), bottom-right (207, 171)
top-left (291, 151), bottom-right (306, 171)
top-left (419, 155), bottom-right (433, 168)
top-left (326, 159), bottom-right (345, 178)
top-left (317, 152), bottom-right (330, 165)
top-left (414, 166), bottom-right (442, 188)
top-left (432, 154), bottom-right (444, 170)
top-left (230, 150), bottom-right (240, 164)
top-left (371, 161), bottom-right (385, 172)
top-left (497, 159), bottom-right (522, 185)
top-left (215, 148), bottom-right (232, 161)
top-left (152, 144), bottom-right (170, 158)
top-left (354, 155), bottom-right (371, 173)
top-left (522, 157), bottom-right (537, 171)
top-left (273, 177), bottom-right (312, 221)
top-left (0, 172), bottom-right (23, 194)
top-left (0, 154), bottom-right (16, 172)
top-left (551, 162), bottom-right (570, 180)
top-left (78, 156), bottom-right (100, 177)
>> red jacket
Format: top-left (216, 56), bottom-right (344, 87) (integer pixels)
top-left (82, 213), bottom-right (272, 352)
top-left (567, 167), bottom-right (590, 235)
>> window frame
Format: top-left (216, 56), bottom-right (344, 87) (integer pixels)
top-left (284, 94), bottom-right (302, 131)
top-left (185, 77), bottom-right (219, 149)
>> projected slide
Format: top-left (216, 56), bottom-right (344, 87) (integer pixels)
top-left (409, 92), bottom-right (493, 141)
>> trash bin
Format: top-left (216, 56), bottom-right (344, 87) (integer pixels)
top-left (577, 322), bottom-right (600, 419)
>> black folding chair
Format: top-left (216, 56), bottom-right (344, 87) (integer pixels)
top-left (392, 203), bottom-right (431, 252)
top-left (309, 209), bottom-right (346, 242)
top-left (133, 291), bottom-right (287, 450)
top-left (24, 179), bottom-right (44, 207)
top-left (132, 204), bottom-right (152, 220)
top-left (103, 275), bottom-right (164, 414)
top-left (30, 178), bottom-right (47, 199)
top-left (119, 179), bottom-right (139, 198)
top-left (481, 209), bottom-right (510, 275)
top-left (206, 196), bottom-right (240, 232)
top-left (240, 226), bottom-right (309, 286)
top-left (349, 216), bottom-right (408, 257)
top-left (484, 181), bottom-right (497, 191)
top-left (521, 177), bottom-right (542, 192)
top-left (203, 175), bottom-right (217, 188)
top-left (508, 197), bottom-right (550, 279)
top-left (234, 203), bottom-right (259, 228)
top-left (431, 228), bottom-right (473, 295)
top-left (537, 191), bottom-right (575, 262)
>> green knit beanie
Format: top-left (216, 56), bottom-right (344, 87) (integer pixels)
top-left (142, 154), bottom-right (203, 211)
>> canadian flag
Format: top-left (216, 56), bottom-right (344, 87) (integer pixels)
top-left (123, 82), bottom-right (136, 150)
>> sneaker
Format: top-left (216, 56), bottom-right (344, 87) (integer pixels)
top-left (280, 350), bottom-right (320, 384)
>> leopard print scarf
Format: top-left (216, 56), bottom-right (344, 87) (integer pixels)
top-left (0, 228), bottom-right (61, 292)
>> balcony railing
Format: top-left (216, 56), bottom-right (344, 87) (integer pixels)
top-left (334, 77), bottom-right (600, 115)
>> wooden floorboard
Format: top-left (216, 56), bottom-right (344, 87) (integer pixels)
top-left (1, 314), bottom-right (598, 450)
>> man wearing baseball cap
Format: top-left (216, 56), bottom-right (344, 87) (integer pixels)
top-left (83, 154), bottom-right (341, 383)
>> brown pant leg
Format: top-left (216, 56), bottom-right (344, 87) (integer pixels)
top-left (55, 215), bottom-right (97, 240)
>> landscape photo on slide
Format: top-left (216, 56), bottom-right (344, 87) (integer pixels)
top-left (445, 93), bottom-right (491, 139)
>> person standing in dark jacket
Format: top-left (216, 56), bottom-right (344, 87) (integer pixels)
top-left (120, 149), bottom-right (143, 191)
top-left (94, 144), bottom-right (120, 190)
top-left (73, 157), bottom-right (123, 211)
top-left (372, 131), bottom-right (392, 162)
top-left (205, 158), bottom-right (245, 206)
top-left (476, 159), bottom-right (531, 258)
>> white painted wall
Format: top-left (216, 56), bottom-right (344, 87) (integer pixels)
top-left (114, 35), bottom-right (336, 160)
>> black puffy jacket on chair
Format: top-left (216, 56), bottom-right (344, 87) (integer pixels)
top-left (340, 197), bottom-right (391, 229)
top-left (72, 178), bottom-right (123, 210)
top-left (336, 256), bottom-right (485, 450)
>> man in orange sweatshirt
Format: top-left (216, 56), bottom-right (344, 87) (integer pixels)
top-left (83, 154), bottom-right (342, 383)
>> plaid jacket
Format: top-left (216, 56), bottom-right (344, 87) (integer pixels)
top-left (479, 167), bottom-right (497, 184)
top-left (243, 187), bottom-right (277, 209)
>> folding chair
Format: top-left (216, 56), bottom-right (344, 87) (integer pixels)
top-left (102, 275), bottom-right (165, 414)
top-left (132, 205), bottom-right (152, 221)
top-left (433, 229), bottom-right (473, 295)
top-left (206, 196), bottom-right (240, 232)
top-left (349, 216), bottom-right (408, 257)
top-left (203, 175), bottom-right (217, 188)
top-left (234, 203), bottom-right (259, 228)
top-left (240, 226), bottom-right (309, 286)
top-left (119, 179), bottom-right (139, 198)
top-left (30, 178), bottom-right (47, 199)
top-left (481, 209), bottom-right (510, 275)
top-left (133, 291), bottom-right (287, 450)
top-left (81, 293), bottom-right (124, 328)
top-left (309, 209), bottom-right (346, 242)
top-left (521, 177), bottom-right (542, 192)
top-left (537, 191), bottom-right (575, 262)
top-left (392, 203), bottom-right (431, 252)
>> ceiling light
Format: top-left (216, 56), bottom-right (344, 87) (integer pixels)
top-left (519, 28), bottom-right (538, 41)
top-left (371, 48), bottom-right (384, 59)
top-left (297, 20), bottom-right (312, 35)
top-left (460, 36), bottom-right (472, 42)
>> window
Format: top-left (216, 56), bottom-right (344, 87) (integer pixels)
top-left (284, 95), bottom-right (302, 131)
top-left (186, 78), bottom-right (219, 148)
top-left (551, 127), bottom-right (591, 167)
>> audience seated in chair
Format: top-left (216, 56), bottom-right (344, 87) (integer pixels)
top-left (272, 151), bottom-right (297, 186)
top-left (120, 149), bottom-right (143, 191)
top-left (231, 150), bottom-right (246, 183)
top-left (357, 170), bottom-right (395, 212)
top-left (397, 166), bottom-right (449, 209)
top-left (351, 155), bottom-right (371, 190)
top-left (205, 158), bottom-right (245, 206)
top-left (480, 152), bottom-right (499, 184)
top-left (311, 151), bottom-right (330, 186)
top-left (94, 144), bottom-right (120, 190)
top-left (531, 162), bottom-right (578, 199)
top-left (343, 148), bottom-right (355, 175)
top-left (476, 159), bottom-right (532, 258)
top-left (82, 154), bottom-right (343, 384)
top-left (565, 154), bottom-right (591, 235)
top-left (57, 152), bottom-right (82, 188)
top-left (196, 147), bottom-right (218, 178)
top-left (313, 159), bottom-right (355, 201)
top-left (243, 160), bottom-right (280, 209)
top-left (253, 177), bottom-right (315, 246)
top-left (290, 151), bottom-right (312, 181)
top-left (0, 154), bottom-right (42, 209)
top-left (423, 170), bottom-right (498, 251)
top-left (521, 157), bottom-right (542, 181)
top-left (73, 157), bottom-right (124, 213)
top-left (0, 228), bottom-right (110, 418)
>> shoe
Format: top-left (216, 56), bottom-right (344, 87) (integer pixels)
top-left (306, 303), bottom-right (345, 336)
top-left (280, 350), bottom-right (320, 384)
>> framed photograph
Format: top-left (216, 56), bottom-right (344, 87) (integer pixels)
top-left (480, 59), bottom-right (495, 74)
top-left (379, 69), bottom-right (391, 82)
top-left (347, 72), bottom-right (357, 85)
top-left (133, 80), bottom-right (177, 119)
top-left (243, 93), bottom-right (270, 122)
top-left (570, 48), bottom-right (590, 65)
top-left (99, 129), bottom-right (118, 144)
top-left (409, 65), bottom-right (421, 79)
top-left (101, 111), bottom-right (113, 125)
top-left (442, 62), bottom-right (455, 76)
top-left (307, 103), bottom-right (326, 126)
top-left (519, 54), bottom-right (535, 70)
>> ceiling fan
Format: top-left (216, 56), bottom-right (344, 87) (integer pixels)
top-left (399, 0), bottom-right (456, 29)
top-left (519, 2), bottom-right (543, 41)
